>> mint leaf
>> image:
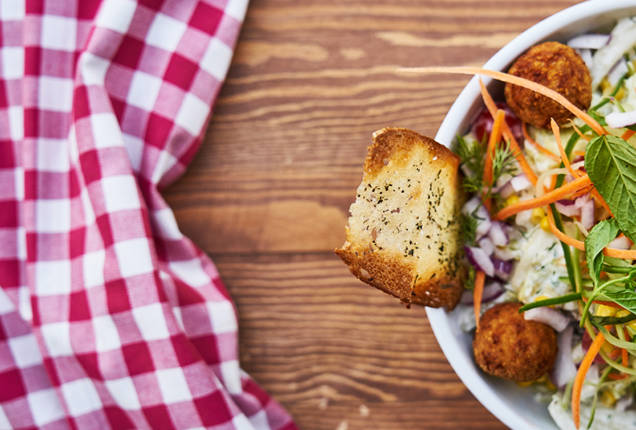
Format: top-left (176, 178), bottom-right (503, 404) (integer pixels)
top-left (585, 219), bottom-right (619, 285)
top-left (598, 287), bottom-right (636, 316)
top-left (585, 135), bottom-right (636, 242)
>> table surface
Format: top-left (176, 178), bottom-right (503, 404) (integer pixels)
top-left (164, 1), bottom-right (580, 428)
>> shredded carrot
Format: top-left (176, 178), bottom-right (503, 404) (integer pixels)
top-left (474, 270), bottom-right (486, 330)
top-left (403, 67), bottom-right (607, 136)
top-left (621, 129), bottom-right (636, 140)
top-left (609, 347), bottom-right (622, 360)
top-left (546, 209), bottom-right (636, 259)
top-left (572, 331), bottom-right (605, 429)
top-left (624, 328), bottom-right (632, 368)
top-left (483, 109), bottom-right (505, 187)
top-left (608, 372), bottom-right (630, 381)
top-left (592, 300), bottom-right (626, 309)
top-left (478, 79), bottom-right (538, 184)
top-left (581, 296), bottom-right (627, 310)
top-left (550, 119), bottom-right (580, 178)
top-left (573, 150), bottom-right (586, 158)
top-left (522, 122), bottom-right (560, 161)
top-left (572, 123), bottom-right (592, 142)
top-left (495, 175), bottom-right (592, 220)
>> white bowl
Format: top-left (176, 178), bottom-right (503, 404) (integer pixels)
top-left (428, 1), bottom-right (636, 429)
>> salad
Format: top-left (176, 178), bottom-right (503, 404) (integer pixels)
top-left (435, 17), bottom-right (636, 430)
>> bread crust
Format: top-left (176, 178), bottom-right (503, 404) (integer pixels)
top-left (336, 128), bottom-right (465, 309)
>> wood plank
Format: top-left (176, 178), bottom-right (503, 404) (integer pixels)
top-left (214, 252), bottom-right (506, 429)
top-left (162, 0), bottom-right (583, 428)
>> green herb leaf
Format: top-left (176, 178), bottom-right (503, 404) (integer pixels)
top-left (454, 134), bottom-right (484, 193)
top-left (585, 135), bottom-right (636, 242)
top-left (459, 212), bottom-right (478, 246)
top-left (490, 140), bottom-right (517, 188)
top-left (585, 218), bottom-right (619, 285)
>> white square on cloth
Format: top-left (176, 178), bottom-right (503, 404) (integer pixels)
top-left (37, 139), bottom-right (69, 172)
top-left (90, 113), bottom-right (123, 149)
top-left (79, 52), bottom-right (110, 86)
top-left (132, 303), bottom-right (169, 341)
top-left (36, 199), bottom-right (71, 233)
top-left (27, 389), bottom-right (66, 426)
top-left (35, 260), bottom-right (71, 296)
top-left (101, 175), bottom-right (140, 213)
top-left (95, 0), bottom-right (136, 33)
top-left (40, 322), bottom-right (73, 357)
top-left (92, 314), bottom-right (121, 352)
top-left (201, 38), bottom-right (233, 81)
top-left (169, 259), bottom-right (208, 287)
top-left (206, 301), bottom-right (237, 334)
top-left (114, 238), bottom-right (153, 278)
top-left (127, 71), bottom-right (162, 111)
top-left (156, 367), bottom-right (191, 404)
top-left (105, 377), bottom-right (141, 410)
top-left (146, 13), bottom-right (186, 52)
top-left (0, 1), bottom-right (24, 21)
top-left (41, 15), bottom-right (77, 51)
top-left (8, 334), bottom-right (43, 368)
top-left (61, 378), bottom-right (102, 416)
top-left (83, 250), bottom-right (105, 288)
top-left (38, 76), bottom-right (73, 111)
top-left (175, 93), bottom-right (209, 136)
top-left (8, 106), bottom-right (23, 140)
top-left (2, 47), bottom-right (23, 79)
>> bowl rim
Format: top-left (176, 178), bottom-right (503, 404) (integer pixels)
top-left (427, 1), bottom-right (636, 429)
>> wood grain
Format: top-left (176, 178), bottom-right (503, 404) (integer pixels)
top-left (163, 0), bottom-right (580, 428)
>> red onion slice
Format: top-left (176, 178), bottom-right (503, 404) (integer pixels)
top-left (555, 200), bottom-right (580, 217)
top-left (574, 195), bottom-right (590, 209)
top-left (462, 196), bottom-right (481, 215)
top-left (492, 257), bottom-right (512, 280)
top-left (523, 307), bottom-right (570, 332)
top-left (606, 110), bottom-right (636, 128)
top-left (609, 235), bottom-right (632, 250)
top-left (510, 174), bottom-right (531, 192)
top-left (475, 206), bottom-right (492, 239)
top-left (494, 180), bottom-right (514, 199)
top-left (478, 237), bottom-right (494, 256)
top-left (551, 325), bottom-right (577, 389)
top-left (460, 282), bottom-right (503, 305)
top-left (580, 200), bottom-right (595, 230)
top-left (465, 246), bottom-right (495, 277)
top-left (488, 221), bottom-right (508, 247)
top-left (567, 34), bottom-right (610, 50)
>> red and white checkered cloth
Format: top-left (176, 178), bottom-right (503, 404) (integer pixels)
top-left (0, 1), bottom-right (297, 429)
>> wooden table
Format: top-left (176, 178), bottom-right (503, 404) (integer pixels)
top-left (164, 1), bottom-right (580, 428)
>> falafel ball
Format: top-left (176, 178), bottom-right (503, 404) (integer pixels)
top-left (504, 41), bottom-right (592, 129)
top-left (473, 302), bottom-right (557, 382)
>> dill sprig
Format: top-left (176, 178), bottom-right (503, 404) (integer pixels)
top-left (454, 133), bottom-right (518, 197)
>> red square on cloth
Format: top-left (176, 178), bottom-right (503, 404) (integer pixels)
top-left (0, 368), bottom-right (26, 402)
top-left (189, 3), bottom-right (223, 36)
top-left (164, 54), bottom-right (197, 91)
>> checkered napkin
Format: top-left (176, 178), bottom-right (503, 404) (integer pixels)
top-left (0, 1), bottom-right (297, 429)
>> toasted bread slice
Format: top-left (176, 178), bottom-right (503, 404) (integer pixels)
top-left (335, 128), bottom-right (465, 309)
